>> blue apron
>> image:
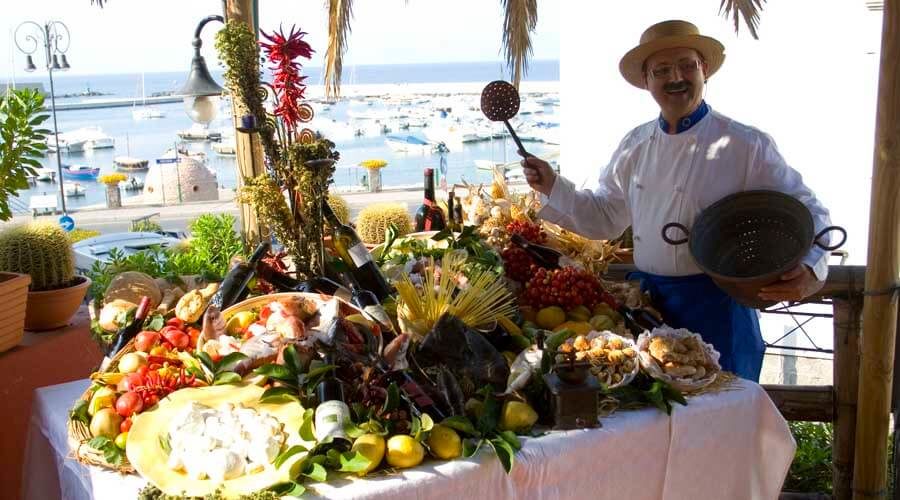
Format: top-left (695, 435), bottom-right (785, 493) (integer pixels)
top-left (627, 271), bottom-right (765, 381)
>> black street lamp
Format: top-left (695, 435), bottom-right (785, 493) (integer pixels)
top-left (14, 20), bottom-right (72, 214)
top-left (176, 15), bottom-right (225, 125)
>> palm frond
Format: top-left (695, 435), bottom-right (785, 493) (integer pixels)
top-left (501, 0), bottom-right (538, 88)
top-left (323, 0), bottom-right (354, 99)
top-left (719, 0), bottom-right (765, 39)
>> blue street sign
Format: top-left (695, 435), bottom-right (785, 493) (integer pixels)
top-left (59, 215), bottom-right (75, 232)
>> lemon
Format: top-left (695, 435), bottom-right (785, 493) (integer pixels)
top-left (385, 435), bottom-right (425, 469)
top-left (593, 303), bottom-right (622, 323)
top-left (552, 321), bottom-right (592, 336)
top-left (427, 424), bottom-right (462, 460)
top-left (566, 305), bottom-right (592, 322)
top-left (115, 431), bottom-right (129, 450)
top-left (536, 306), bottom-right (566, 329)
top-left (226, 311), bottom-right (257, 335)
top-left (351, 433), bottom-right (386, 476)
top-left (499, 401), bottom-right (539, 432)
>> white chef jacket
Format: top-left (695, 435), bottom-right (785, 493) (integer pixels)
top-left (539, 106), bottom-right (832, 281)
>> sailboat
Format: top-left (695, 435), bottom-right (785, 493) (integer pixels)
top-left (132, 73), bottom-right (165, 120)
top-left (114, 134), bottom-right (149, 171)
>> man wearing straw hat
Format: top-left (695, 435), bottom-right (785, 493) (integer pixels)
top-left (522, 20), bottom-right (833, 381)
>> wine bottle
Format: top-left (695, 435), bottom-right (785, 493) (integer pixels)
top-left (599, 293), bottom-right (662, 334)
top-left (379, 362), bottom-right (449, 421)
top-left (510, 233), bottom-right (563, 269)
top-left (414, 168), bottom-right (446, 232)
top-left (257, 262), bottom-right (351, 300)
top-left (100, 296), bottom-right (151, 371)
top-left (323, 202), bottom-right (394, 301)
top-left (453, 195), bottom-right (464, 227)
top-left (313, 353), bottom-right (352, 451)
top-left (208, 242), bottom-right (270, 311)
top-left (340, 270), bottom-right (395, 336)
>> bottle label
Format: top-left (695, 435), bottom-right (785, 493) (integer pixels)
top-left (314, 400), bottom-right (351, 442)
top-left (348, 242), bottom-right (372, 267)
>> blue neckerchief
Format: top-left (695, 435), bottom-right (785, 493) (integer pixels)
top-left (658, 100), bottom-right (710, 134)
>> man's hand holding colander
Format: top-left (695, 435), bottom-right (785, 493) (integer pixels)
top-left (521, 156), bottom-right (556, 196)
top-left (757, 264), bottom-right (825, 303)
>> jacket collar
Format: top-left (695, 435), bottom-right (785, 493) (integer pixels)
top-left (658, 100), bottom-right (710, 134)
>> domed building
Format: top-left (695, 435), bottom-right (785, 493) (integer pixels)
top-left (143, 152), bottom-right (218, 204)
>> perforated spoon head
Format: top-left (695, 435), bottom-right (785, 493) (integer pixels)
top-left (480, 80), bottom-right (520, 122)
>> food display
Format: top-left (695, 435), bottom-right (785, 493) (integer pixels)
top-left (557, 331), bottom-right (639, 389)
top-left (637, 328), bottom-right (721, 392)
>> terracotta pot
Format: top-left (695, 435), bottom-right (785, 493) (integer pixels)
top-left (25, 276), bottom-right (91, 331)
top-left (0, 272), bottom-right (31, 352)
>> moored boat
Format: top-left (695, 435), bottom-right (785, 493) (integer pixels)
top-left (114, 156), bottom-right (149, 171)
top-left (62, 164), bottom-right (100, 180)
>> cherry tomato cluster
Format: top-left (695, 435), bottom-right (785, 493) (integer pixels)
top-left (506, 219), bottom-right (546, 244)
top-left (522, 266), bottom-right (603, 310)
top-left (501, 246), bottom-right (535, 283)
top-left (134, 317), bottom-right (201, 354)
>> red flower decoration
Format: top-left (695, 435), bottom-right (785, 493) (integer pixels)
top-left (260, 25), bottom-right (315, 134)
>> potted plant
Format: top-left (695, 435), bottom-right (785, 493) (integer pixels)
top-left (99, 173), bottom-right (127, 208)
top-left (0, 88), bottom-right (50, 345)
top-left (360, 159), bottom-right (387, 193)
top-left (0, 222), bottom-right (91, 331)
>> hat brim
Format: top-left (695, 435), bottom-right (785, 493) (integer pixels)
top-left (619, 34), bottom-right (725, 89)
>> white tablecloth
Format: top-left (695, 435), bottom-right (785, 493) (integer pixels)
top-left (23, 378), bottom-right (794, 500)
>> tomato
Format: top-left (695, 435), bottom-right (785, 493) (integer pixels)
top-left (165, 317), bottom-right (185, 330)
top-left (118, 373), bottom-right (145, 392)
top-left (187, 327), bottom-right (201, 346)
top-left (163, 329), bottom-right (190, 350)
top-left (115, 392), bottom-right (143, 417)
top-left (259, 305), bottom-right (272, 322)
top-left (120, 417), bottom-right (133, 433)
top-left (134, 331), bottom-right (160, 353)
top-left (136, 365), bottom-right (149, 377)
top-left (161, 341), bottom-right (174, 351)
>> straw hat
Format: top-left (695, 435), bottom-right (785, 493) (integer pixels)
top-left (619, 20), bottom-right (725, 89)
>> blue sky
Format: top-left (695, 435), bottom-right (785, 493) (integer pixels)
top-left (2, 0), bottom-right (560, 77)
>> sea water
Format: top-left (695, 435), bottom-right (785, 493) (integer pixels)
top-left (10, 61), bottom-right (560, 212)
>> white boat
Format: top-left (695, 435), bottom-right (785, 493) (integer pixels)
top-left (114, 156), bottom-right (149, 171)
top-left (34, 168), bottom-right (57, 182)
top-left (177, 124), bottom-right (221, 141)
top-left (63, 182), bottom-right (85, 197)
top-left (132, 73), bottom-right (166, 120)
top-left (58, 127), bottom-right (115, 152)
top-left (384, 135), bottom-right (434, 154)
top-left (72, 232), bottom-right (182, 273)
top-left (212, 139), bottom-right (237, 156)
top-left (156, 147), bottom-right (208, 165)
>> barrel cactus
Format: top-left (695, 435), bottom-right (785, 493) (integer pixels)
top-left (0, 222), bottom-right (76, 291)
top-left (356, 203), bottom-right (412, 244)
top-left (327, 193), bottom-right (351, 228)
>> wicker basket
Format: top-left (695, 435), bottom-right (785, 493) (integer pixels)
top-left (67, 337), bottom-right (138, 473)
top-left (0, 272), bottom-right (30, 352)
top-left (662, 190), bottom-right (846, 308)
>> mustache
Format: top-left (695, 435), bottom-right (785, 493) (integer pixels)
top-left (663, 81), bottom-right (690, 92)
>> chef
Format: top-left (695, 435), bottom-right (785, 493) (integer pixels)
top-left (523, 20), bottom-right (833, 381)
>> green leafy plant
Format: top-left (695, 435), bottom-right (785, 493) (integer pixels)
top-left (0, 222), bottom-right (77, 291)
top-left (131, 219), bottom-right (163, 233)
top-left (784, 421), bottom-right (833, 493)
top-left (607, 373), bottom-right (687, 415)
top-left (0, 88), bottom-right (49, 221)
top-left (187, 213), bottom-right (244, 278)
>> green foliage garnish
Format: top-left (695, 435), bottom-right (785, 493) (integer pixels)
top-left (88, 436), bottom-right (125, 466)
top-left (607, 373), bottom-right (687, 414)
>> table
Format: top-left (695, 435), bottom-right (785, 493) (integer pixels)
top-left (23, 377), bottom-right (795, 500)
top-left (3, 307), bottom-right (103, 500)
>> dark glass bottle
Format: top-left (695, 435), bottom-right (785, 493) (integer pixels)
top-left (208, 242), bottom-right (270, 311)
top-left (446, 192), bottom-right (460, 233)
top-left (378, 361), bottom-right (449, 421)
top-left (100, 296), bottom-right (151, 371)
top-left (414, 168), bottom-right (446, 232)
top-left (257, 262), bottom-right (351, 300)
top-left (453, 195), bottom-right (464, 227)
top-left (323, 202), bottom-right (394, 301)
top-left (313, 353), bottom-right (352, 451)
top-left (510, 233), bottom-right (563, 269)
top-left (340, 271), bottom-right (395, 337)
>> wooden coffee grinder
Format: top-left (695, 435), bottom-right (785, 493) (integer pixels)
top-left (543, 350), bottom-right (602, 430)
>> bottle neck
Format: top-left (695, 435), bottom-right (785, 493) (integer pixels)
top-left (423, 171), bottom-right (435, 203)
top-left (322, 202), bottom-right (341, 228)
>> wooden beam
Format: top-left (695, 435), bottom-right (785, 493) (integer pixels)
top-left (762, 385), bottom-right (833, 422)
top-left (853, 0), bottom-right (900, 496)
top-left (224, 0), bottom-right (266, 247)
top-left (833, 297), bottom-right (863, 500)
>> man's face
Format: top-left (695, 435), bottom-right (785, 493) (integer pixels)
top-left (643, 47), bottom-right (708, 119)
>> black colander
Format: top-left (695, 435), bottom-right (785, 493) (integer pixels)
top-left (661, 190), bottom-right (846, 308)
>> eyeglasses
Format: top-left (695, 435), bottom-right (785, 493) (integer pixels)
top-left (647, 59), bottom-right (702, 80)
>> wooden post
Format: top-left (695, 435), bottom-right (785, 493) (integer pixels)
top-left (853, 0), bottom-right (900, 496)
top-left (224, 0), bottom-right (266, 247)
top-left (834, 294), bottom-right (862, 500)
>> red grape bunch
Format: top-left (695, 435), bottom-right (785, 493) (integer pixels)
top-left (505, 220), bottom-right (546, 244)
top-left (501, 247), bottom-right (534, 283)
top-left (522, 266), bottom-right (603, 310)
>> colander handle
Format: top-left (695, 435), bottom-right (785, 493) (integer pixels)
top-left (814, 226), bottom-right (847, 251)
top-left (661, 222), bottom-right (690, 245)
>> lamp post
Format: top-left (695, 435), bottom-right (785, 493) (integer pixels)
top-left (14, 21), bottom-right (72, 215)
top-left (176, 15), bottom-right (225, 124)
